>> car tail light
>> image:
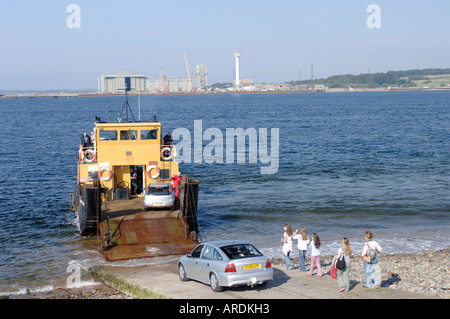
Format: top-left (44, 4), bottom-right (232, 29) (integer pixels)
top-left (225, 263), bottom-right (236, 273)
top-left (265, 259), bottom-right (272, 268)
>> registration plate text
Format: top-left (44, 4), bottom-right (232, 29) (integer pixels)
top-left (243, 263), bottom-right (260, 270)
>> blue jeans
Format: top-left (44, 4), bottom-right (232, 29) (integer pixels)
top-left (363, 256), bottom-right (379, 288)
top-left (298, 249), bottom-right (307, 271)
top-left (284, 251), bottom-right (294, 269)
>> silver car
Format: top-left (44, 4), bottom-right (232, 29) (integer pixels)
top-left (177, 240), bottom-right (273, 292)
top-left (144, 183), bottom-right (175, 210)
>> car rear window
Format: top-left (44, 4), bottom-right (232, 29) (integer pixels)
top-left (220, 244), bottom-right (263, 260)
top-left (147, 186), bottom-right (171, 195)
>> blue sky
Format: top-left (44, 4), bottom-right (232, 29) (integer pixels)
top-left (1, 0), bottom-right (449, 90)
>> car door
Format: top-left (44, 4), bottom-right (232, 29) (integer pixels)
top-left (184, 244), bottom-right (204, 280)
top-left (197, 245), bottom-right (214, 283)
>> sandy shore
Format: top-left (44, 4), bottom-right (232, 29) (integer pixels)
top-left (4, 248), bottom-right (448, 299)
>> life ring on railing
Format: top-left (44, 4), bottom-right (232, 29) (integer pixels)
top-left (98, 167), bottom-right (112, 181)
top-left (84, 149), bottom-right (96, 163)
top-left (160, 147), bottom-right (172, 161)
top-left (146, 165), bottom-right (160, 179)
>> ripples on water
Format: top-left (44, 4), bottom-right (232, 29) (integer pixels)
top-left (0, 91), bottom-right (449, 294)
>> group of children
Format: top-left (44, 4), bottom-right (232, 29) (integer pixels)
top-left (281, 224), bottom-right (383, 292)
top-left (281, 224), bottom-right (322, 275)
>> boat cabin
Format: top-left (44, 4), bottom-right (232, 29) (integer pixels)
top-left (78, 120), bottom-right (179, 201)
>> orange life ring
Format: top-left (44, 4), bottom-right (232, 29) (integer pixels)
top-left (84, 149), bottom-right (96, 163)
top-left (160, 147), bottom-right (172, 160)
top-left (146, 165), bottom-right (160, 179)
top-left (98, 167), bottom-right (112, 181)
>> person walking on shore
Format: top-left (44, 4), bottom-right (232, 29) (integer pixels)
top-left (308, 233), bottom-right (322, 276)
top-left (336, 237), bottom-right (352, 292)
top-left (361, 231), bottom-right (383, 288)
top-left (293, 227), bottom-right (310, 272)
top-left (281, 224), bottom-right (294, 270)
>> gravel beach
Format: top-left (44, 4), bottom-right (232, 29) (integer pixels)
top-left (4, 248), bottom-right (448, 299)
top-left (275, 248), bottom-right (449, 298)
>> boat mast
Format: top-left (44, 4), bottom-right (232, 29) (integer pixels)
top-left (118, 84), bottom-right (136, 122)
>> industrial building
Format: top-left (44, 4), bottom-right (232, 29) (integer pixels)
top-left (146, 76), bottom-right (193, 93)
top-left (100, 69), bottom-right (146, 93)
top-left (233, 78), bottom-right (253, 87)
top-left (99, 65), bottom-right (207, 94)
top-left (195, 65), bottom-right (208, 89)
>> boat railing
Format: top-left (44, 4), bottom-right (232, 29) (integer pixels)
top-left (79, 146), bottom-right (98, 164)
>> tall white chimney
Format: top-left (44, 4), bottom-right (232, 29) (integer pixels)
top-left (235, 51), bottom-right (241, 89)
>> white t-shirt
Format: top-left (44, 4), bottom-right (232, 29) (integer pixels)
top-left (282, 232), bottom-right (293, 255)
top-left (309, 240), bottom-right (321, 256)
top-left (293, 234), bottom-right (310, 250)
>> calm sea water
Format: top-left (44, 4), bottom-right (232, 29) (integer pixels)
top-left (0, 91), bottom-right (449, 295)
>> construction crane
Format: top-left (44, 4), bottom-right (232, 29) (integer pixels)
top-left (184, 52), bottom-right (193, 91)
top-left (164, 75), bottom-right (169, 93)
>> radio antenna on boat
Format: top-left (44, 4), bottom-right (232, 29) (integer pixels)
top-left (118, 84), bottom-right (136, 122)
top-left (138, 91), bottom-right (141, 121)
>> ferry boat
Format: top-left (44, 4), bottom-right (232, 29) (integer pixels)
top-left (70, 91), bottom-right (201, 261)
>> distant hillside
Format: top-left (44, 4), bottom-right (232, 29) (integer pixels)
top-left (289, 68), bottom-right (450, 89)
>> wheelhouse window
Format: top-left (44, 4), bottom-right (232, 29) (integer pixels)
top-left (120, 130), bottom-right (138, 140)
top-left (99, 130), bottom-right (117, 141)
top-left (141, 129), bottom-right (158, 140)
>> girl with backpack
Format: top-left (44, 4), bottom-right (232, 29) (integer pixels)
top-left (361, 231), bottom-right (383, 288)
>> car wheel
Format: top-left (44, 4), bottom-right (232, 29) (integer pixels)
top-left (178, 263), bottom-right (188, 282)
top-left (209, 273), bottom-right (223, 292)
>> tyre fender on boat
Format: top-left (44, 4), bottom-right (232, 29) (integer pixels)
top-left (146, 165), bottom-right (160, 179)
top-left (98, 167), bottom-right (112, 181)
top-left (84, 149), bottom-right (96, 163)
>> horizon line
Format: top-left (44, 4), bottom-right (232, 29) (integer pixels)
top-left (2, 66), bottom-right (449, 93)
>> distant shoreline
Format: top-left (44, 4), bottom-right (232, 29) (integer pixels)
top-left (2, 87), bottom-right (450, 99)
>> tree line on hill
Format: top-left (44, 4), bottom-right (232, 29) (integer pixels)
top-left (289, 68), bottom-right (450, 89)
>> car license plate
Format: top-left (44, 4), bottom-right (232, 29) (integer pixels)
top-left (243, 263), bottom-right (260, 270)
top-left (153, 203), bottom-right (164, 206)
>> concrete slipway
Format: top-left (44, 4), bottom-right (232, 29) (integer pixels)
top-left (92, 260), bottom-right (436, 300)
